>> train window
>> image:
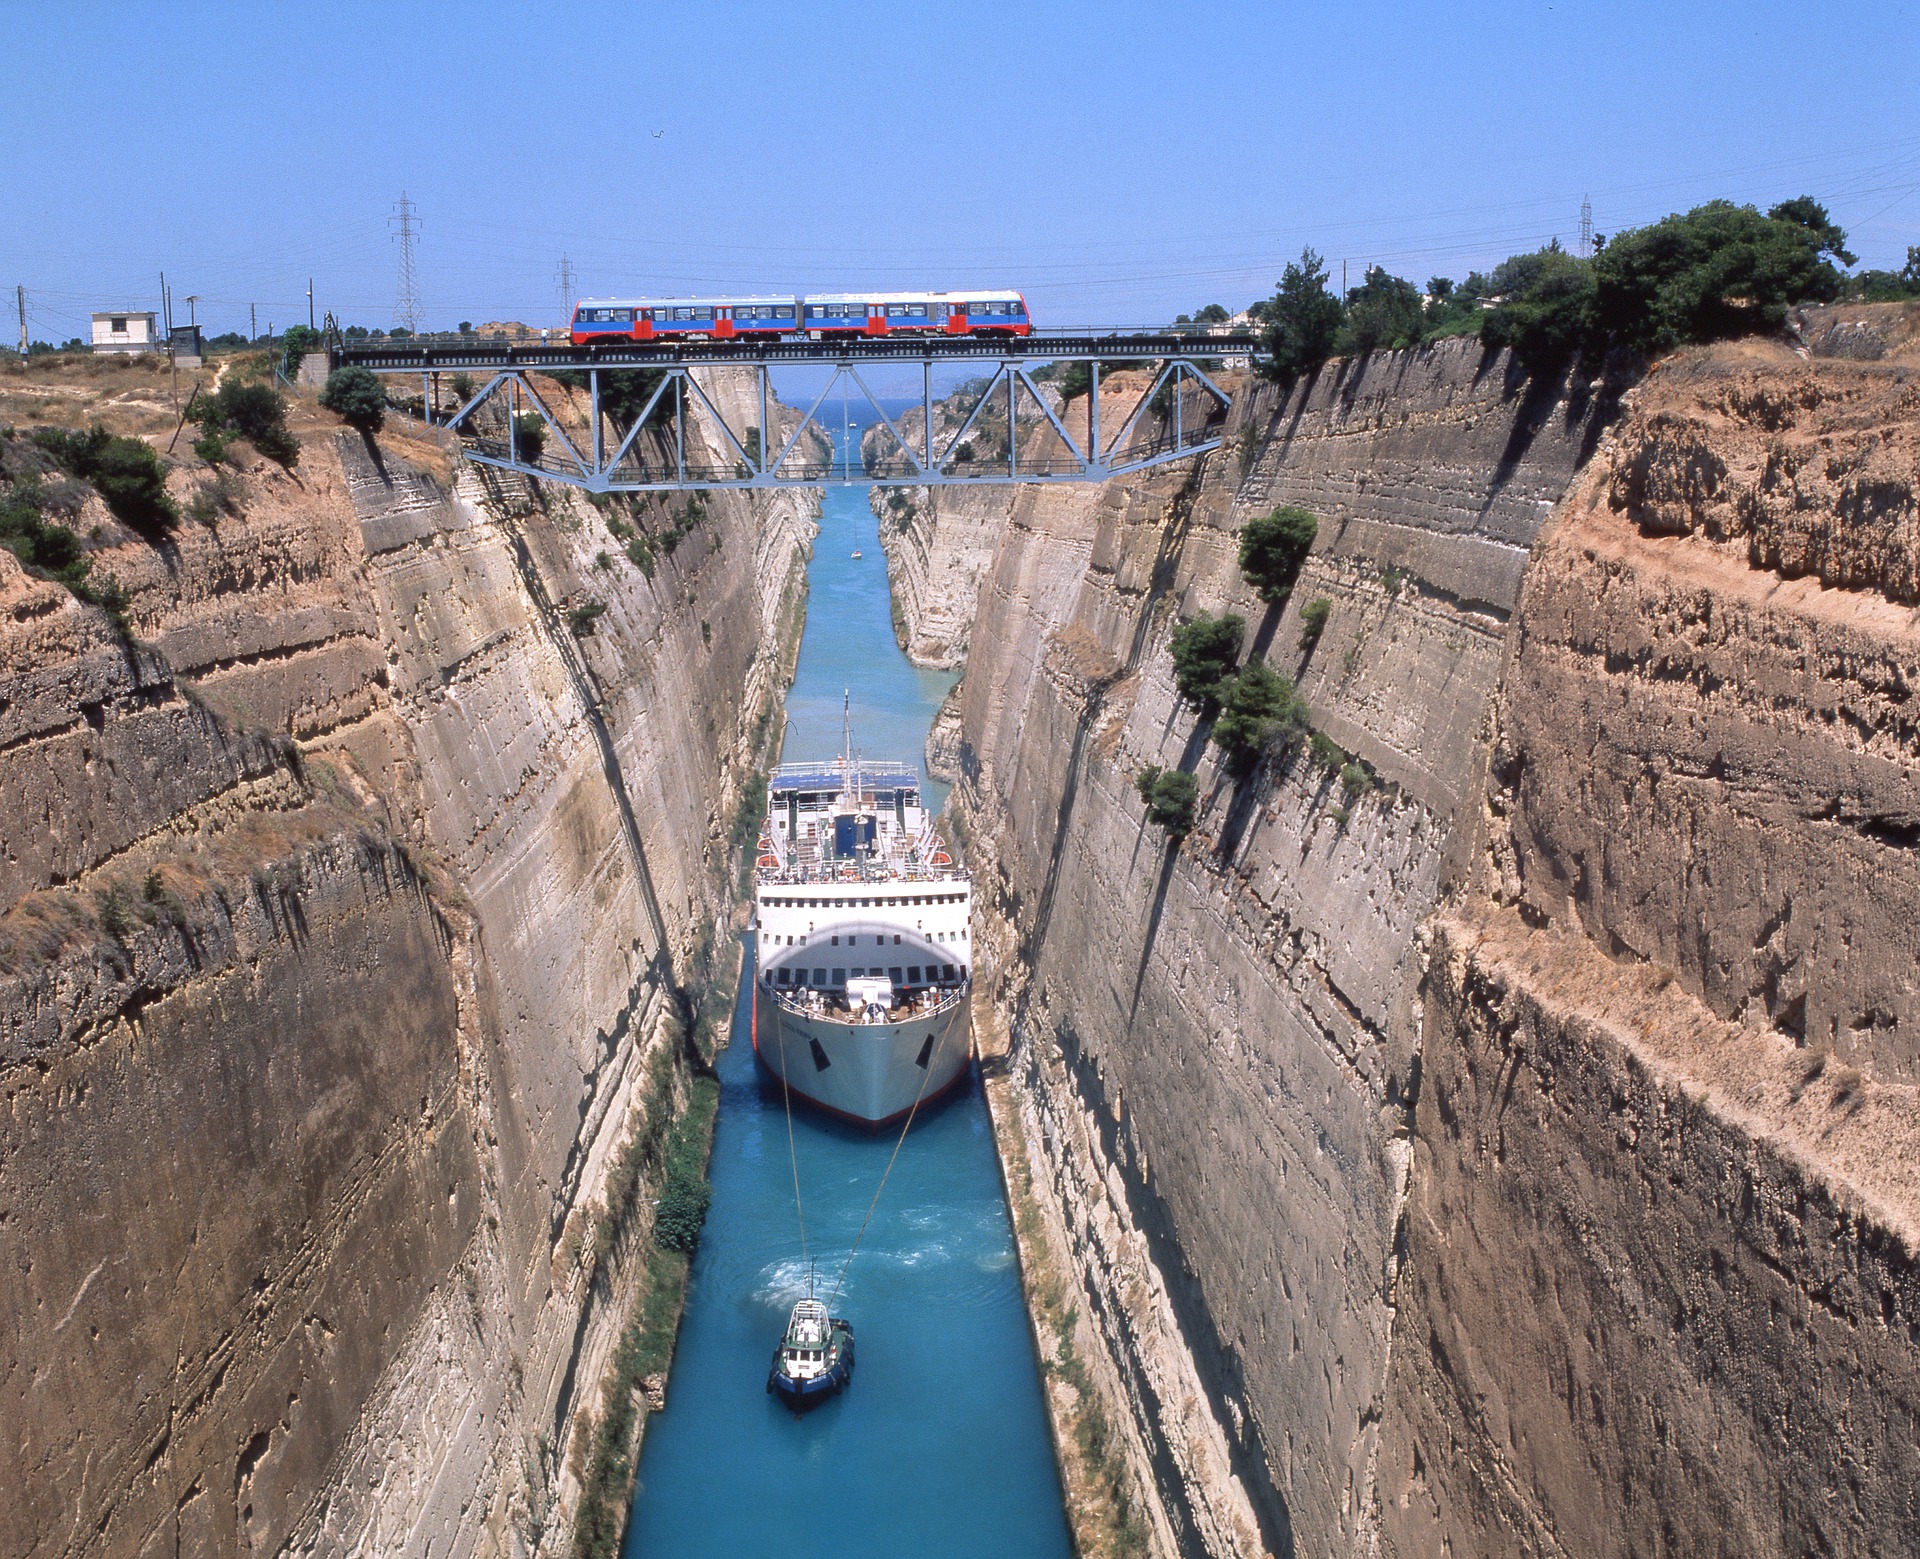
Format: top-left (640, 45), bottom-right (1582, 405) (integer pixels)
top-left (968, 302), bottom-right (993, 316)
top-left (886, 304), bottom-right (928, 318)
top-left (580, 307), bottom-right (632, 324)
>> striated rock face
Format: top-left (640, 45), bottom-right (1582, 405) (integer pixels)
top-left (879, 483), bottom-right (1033, 668)
top-left (947, 315), bottom-right (1920, 1557)
top-left (941, 341), bottom-right (1622, 1555)
top-left (1379, 334), bottom-right (1920, 1557)
top-left (0, 408), bottom-right (811, 1557)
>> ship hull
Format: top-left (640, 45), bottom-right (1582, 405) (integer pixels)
top-left (753, 984), bottom-right (973, 1127)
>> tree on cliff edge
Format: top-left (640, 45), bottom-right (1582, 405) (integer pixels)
top-left (319, 366), bottom-right (386, 433)
top-left (1254, 249), bottom-right (1345, 390)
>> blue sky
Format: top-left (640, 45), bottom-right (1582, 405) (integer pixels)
top-left (4, 0), bottom-right (1918, 341)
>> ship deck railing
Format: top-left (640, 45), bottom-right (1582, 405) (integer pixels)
top-left (768, 984), bottom-right (967, 1025)
top-left (756, 862), bottom-right (970, 887)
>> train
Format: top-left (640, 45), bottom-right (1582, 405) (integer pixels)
top-left (568, 291), bottom-right (1031, 345)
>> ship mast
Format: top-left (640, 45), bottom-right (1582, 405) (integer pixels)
top-left (841, 690), bottom-right (851, 803)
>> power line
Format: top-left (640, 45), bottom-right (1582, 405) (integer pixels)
top-left (391, 192), bottom-right (423, 332)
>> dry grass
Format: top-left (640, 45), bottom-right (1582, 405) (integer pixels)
top-left (0, 352), bottom-right (189, 439)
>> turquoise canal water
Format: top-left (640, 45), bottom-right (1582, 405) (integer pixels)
top-left (622, 414), bottom-right (1073, 1559)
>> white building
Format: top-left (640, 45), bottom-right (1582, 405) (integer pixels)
top-left (91, 311), bottom-right (159, 354)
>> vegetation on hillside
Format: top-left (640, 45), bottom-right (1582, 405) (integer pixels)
top-left (189, 381), bottom-right (298, 466)
top-left (1237, 506), bottom-right (1318, 602)
top-left (319, 365), bottom-right (386, 432)
top-left (1133, 766), bottom-right (1198, 835)
top-left (1168, 612), bottom-right (1244, 707)
top-left (1252, 195), bottom-right (1879, 383)
top-left (32, 424), bottom-right (177, 537)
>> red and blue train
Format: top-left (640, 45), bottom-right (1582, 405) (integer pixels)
top-left (569, 291), bottom-right (1031, 345)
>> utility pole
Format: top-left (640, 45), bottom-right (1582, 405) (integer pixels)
top-left (308, 279), bottom-right (315, 332)
top-left (184, 293), bottom-right (200, 326)
top-left (556, 254), bottom-right (577, 320)
top-left (160, 270), bottom-right (177, 412)
top-left (391, 193), bottom-right (423, 333)
top-left (16, 285), bottom-right (26, 356)
top-left (250, 302), bottom-right (257, 342)
top-left (1579, 196), bottom-right (1594, 260)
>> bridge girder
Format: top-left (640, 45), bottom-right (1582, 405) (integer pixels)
top-left (346, 341), bottom-right (1240, 491)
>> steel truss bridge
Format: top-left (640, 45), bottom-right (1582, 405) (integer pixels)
top-left (329, 334), bottom-right (1247, 492)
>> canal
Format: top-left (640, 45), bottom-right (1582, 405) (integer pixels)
top-left (622, 411), bottom-right (1073, 1558)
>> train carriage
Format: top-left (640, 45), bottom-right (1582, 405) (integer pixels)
top-left (569, 290), bottom-right (1029, 345)
top-left (571, 295), bottom-right (800, 344)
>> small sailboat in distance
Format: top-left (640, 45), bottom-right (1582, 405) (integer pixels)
top-left (850, 549), bottom-right (863, 558)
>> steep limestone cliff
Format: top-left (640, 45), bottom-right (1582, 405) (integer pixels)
top-left (0, 389), bottom-right (811, 1557)
top-left (1378, 332), bottom-right (1920, 1558)
top-left (942, 342), bottom-right (1621, 1556)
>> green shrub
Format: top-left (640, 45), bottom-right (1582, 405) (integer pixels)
top-left (1133, 765), bottom-right (1199, 835)
top-left (191, 426), bottom-right (232, 465)
top-left (0, 478), bottom-right (91, 584)
top-left (1421, 276), bottom-right (1486, 341)
top-left (319, 365), bottom-right (386, 432)
top-left (32, 425), bottom-right (178, 537)
top-left (191, 381), bottom-right (298, 466)
top-left (626, 536), bottom-right (657, 577)
top-left (1339, 267), bottom-right (1424, 355)
top-left (653, 1173), bottom-right (711, 1252)
top-left (1237, 506), bottom-right (1318, 602)
top-left (1479, 244), bottom-right (1600, 364)
top-left (96, 885), bottom-right (134, 941)
top-left (1340, 761), bottom-right (1374, 798)
top-left (513, 411), bottom-right (546, 460)
top-left (278, 323), bottom-right (322, 380)
top-left (1308, 730), bottom-right (1346, 770)
top-left (553, 366), bottom-right (670, 433)
top-left (1169, 612), bottom-right (1244, 706)
top-left (1055, 361), bottom-right (1093, 402)
top-left (449, 371), bottom-right (476, 401)
top-left (1254, 248), bottom-right (1345, 388)
top-left (215, 382), bottom-right (298, 464)
top-left (1298, 596), bottom-right (1332, 649)
top-left (1593, 197), bottom-right (1849, 355)
top-left (1844, 245), bottom-right (1920, 302)
top-left (568, 599), bottom-right (607, 636)
top-left (1211, 661), bottom-right (1308, 767)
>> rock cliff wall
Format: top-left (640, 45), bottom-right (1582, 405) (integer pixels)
top-left (941, 342), bottom-right (1622, 1555)
top-left (1378, 333), bottom-right (1920, 1558)
top-left (940, 314), bottom-right (1920, 1559)
top-left (0, 398), bottom-right (811, 1557)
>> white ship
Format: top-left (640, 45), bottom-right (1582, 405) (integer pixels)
top-left (752, 723), bottom-right (973, 1127)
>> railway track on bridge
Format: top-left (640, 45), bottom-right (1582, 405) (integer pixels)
top-left (330, 332), bottom-right (1254, 374)
top-left (327, 333), bottom-right (1251, 491)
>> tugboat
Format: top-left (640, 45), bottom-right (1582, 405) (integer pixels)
top-left (767, 1297), bottom-right (855, 1411)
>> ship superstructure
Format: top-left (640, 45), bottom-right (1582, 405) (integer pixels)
top-left (752, 723), bottom-right (973, 1125)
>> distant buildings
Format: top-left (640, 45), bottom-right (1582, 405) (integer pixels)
top-left (168, 324), bottom-right (205, 366)
top-left (91, 311), bottom-right (159, 353)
